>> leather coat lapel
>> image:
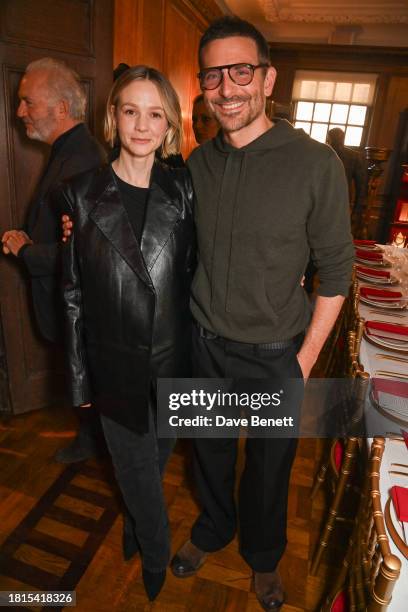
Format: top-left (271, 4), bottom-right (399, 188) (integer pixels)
top-left (88, 167), bottom-right (152, 287)
top-left (141, 162), bottom-right (182, 272)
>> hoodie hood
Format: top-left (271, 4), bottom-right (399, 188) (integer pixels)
top-left (213, 118), bottom-right (307, 155)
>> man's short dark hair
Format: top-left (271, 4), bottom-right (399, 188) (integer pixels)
top-left (327, 127), bottom-right (345, 149)
top-left (199, 16), bottom-right (270, 67)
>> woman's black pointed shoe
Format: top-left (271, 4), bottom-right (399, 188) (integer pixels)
top-left (142, 568), bottom-right (166, 601)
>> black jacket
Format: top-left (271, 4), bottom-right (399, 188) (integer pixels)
top-left (334, 145), bottom-right (367, 211)
top-left (57, 162), bottom-right (195, 432)
top-left (20, 123), bottom-right (104, 342)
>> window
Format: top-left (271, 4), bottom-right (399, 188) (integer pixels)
top-left (292, 71), bottom-right (377, 147)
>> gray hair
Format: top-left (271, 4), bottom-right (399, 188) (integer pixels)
top-left (25, 58), bottom-right (87, 120)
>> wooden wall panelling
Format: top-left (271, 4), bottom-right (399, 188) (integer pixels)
top-left (114, 0), bottom-right (141, 67)
top-left (1, 0), bottom-right (93, 56)
top-left (139, 0), bottom-right (166, 69)
top-left (113, 0), bottom-right (166, 69)
top-left (162, 0), bottom-right (204, 158)
top-left (375, 76), bottom-right (408, 149)
top-left (367, 73), bottom-right (390, 147)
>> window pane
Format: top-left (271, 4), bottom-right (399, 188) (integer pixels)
top-left (313, 102), bottom-right (331, 122)
top-left (345, 126), bottom-right (363, 146)
top-left (295, 121), bottom-right (311, 134)
top-left (334, 82), bottom-right (352, 102)
top-left (352, 83), bottom-right (371, 104)
top-left (331, 104), bottom-right (349, 123)
top-left (310, 123), bottom-right (328, 143)
top-left (316, 81), bottom-right (335, 100)
top-left (296, 101), bottom-right (314, 121)
top-left (299, 81), bottom-right (317, 99)
top-left (348, 105), bottom-right (367, 126)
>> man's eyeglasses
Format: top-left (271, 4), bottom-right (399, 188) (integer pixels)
top-left (197, 63), bottom-right (269, 91)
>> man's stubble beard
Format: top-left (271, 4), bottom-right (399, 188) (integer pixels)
top-left (211, 91), bottom-right (265, 134)
top-left (26, 108), bottom-right (57, 143)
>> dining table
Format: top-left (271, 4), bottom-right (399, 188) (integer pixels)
top-left (355, 242), bottom-right (408, 610)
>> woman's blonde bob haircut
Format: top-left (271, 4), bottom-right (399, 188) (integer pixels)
top-left (104, 65), bottom-right (183, 158)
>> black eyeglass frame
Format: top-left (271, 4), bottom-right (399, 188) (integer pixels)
top-left (197, 63), bottom-right (270, 90)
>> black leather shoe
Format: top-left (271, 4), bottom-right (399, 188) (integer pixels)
top-left (54, 431), bottom-right (98, 464)
top-left (170, 540), bottom-right (207, 578)
top-left (254, 570), bottom-right (285, 611)
top-left (142, 568), bottom-right (166, 601)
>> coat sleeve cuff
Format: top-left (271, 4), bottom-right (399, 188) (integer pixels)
top-left (18, 244), bottom-right (31, 260)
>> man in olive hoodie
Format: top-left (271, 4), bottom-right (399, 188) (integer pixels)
top-left (170, 17), bottom-right (354, 610)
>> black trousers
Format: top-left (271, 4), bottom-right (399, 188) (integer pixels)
top-left (101, 406), bottom-right (174, 572)
top-left (190, 324), bottom-right (303, 572)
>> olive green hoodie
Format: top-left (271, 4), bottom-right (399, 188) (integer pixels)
top-left (187, 119), bottom-right (354, 343)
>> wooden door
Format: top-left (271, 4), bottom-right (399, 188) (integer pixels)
top-left (0, 0), bottom-right (113, 415)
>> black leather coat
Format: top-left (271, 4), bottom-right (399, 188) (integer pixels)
top-left (57, 162), bottom-right (195, 432)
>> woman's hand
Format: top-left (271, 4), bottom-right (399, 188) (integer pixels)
top-left (62, 215), bottom-right (73, 242)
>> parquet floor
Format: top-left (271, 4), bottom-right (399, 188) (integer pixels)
top-left (0, 403), bottom-right (349, 611)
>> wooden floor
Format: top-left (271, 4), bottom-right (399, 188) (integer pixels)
top-left (0, 403), bottom-right (347, 612)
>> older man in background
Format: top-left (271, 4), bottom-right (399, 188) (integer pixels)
top-left (327, 127), bottom-right (367, 230)
top-left (2, 58), bottom-right (104, 463)
top-left (192, 93), bottom-right (219, 144)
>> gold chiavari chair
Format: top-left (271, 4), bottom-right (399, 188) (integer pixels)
top-left (310, 369), bottom-right (370, 576)
top-left (322, 437), bottom-right (402, 612)
top-left (364, 437), bottom-right (401, 611)
top-left (311, 268), bottom-right (371, 576)
top-left (310, 436), bottom-right (360, 576)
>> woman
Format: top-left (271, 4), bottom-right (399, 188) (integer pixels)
top-left (56, 66), bottom-right (194, 601)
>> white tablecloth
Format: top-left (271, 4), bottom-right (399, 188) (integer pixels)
top-left (357, 252), bottom-right (408, 610)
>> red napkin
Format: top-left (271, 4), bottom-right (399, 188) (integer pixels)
top-left (356, 265), bottom-right (390, 278)
top-left (391, 486), bottom-right (408, 522)
top-left (372, 378), bottom-right (408, 400)
top-left (356, 249), bottom-right (383, 261)
top-left (360, 287), bottom-right (402, 300)
top-left (354, 239), bottom-right (377, 246)
top-left (366, 320), bottom-right (408, 340)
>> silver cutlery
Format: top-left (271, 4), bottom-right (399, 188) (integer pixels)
top-left (369, 310), bottom-right (407, 318)
top-left (375, 370), bottom-right (408, 379)
top-left (375, 354), bottom-right (408, 364)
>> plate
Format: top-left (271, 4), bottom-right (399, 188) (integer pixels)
top-left (356, 271), bottom-right (399, 285)
top-left (364, 330), bottom-right (408, 354)
top-left (355, 256), bottom-right (391, 267)
top-left (370, 390), bottom-right (408, 426)
top-left (354, 244), bottom-right (383, 252)
top-left (360, 295), bottom-right (406, 309)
